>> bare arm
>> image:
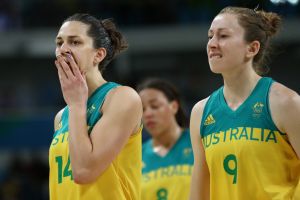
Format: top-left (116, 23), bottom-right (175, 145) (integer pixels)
top-left (269, 83), bottom-right (300, 158)
top-left (269, 83), bottom-right (300, 199)
top-left (68, 87), bottom-right (143, 184)
top-left (189, 98), bottom-right (210, 200)
top-left (55, 54), bottom-right (143, 184)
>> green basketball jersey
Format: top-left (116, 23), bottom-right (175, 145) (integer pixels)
top-left (142, 129), bottom-right (194, 200)
top-left (201, 77), bottom-right (300, 200)
top-left (49, 82), bottom-right (142, 200)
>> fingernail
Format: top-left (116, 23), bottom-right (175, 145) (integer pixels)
top-left (66, 53), bottom-right (72, 60)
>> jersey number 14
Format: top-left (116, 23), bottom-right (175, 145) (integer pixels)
top-left (55, 155), bottom-right (73, 184)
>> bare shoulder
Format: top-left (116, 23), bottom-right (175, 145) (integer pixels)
top-left (191, 97), bottom-right (210, 118)
top-left (269, 82), bottom-right (300, 132)
top-left (100, 85), bottom-right (143, 133)
top-left (102, 85), bottom-right (142, 114)
top-left (54, 108), bottom-right (65, 131)
top-left (270, 82), bottom-right (300, 110)
top-left (114, 86), bottom-right (141, 101)
top-left (190, 97), bottom-right (210, 136)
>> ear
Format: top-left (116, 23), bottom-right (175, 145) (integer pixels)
top-left (170, 100), bottom-right (179, 115)
top-left (246, 40), bottom-right (260, 59)
top-left (93, 47), bottom-right (107, 66)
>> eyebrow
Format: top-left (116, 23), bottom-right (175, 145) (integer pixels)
top-left (56, 35), bottom-right (80, 40)
top-left (208, 28), bottom-right (229, 34)
top-left (148, 98), bottom-right (159, 103)
top-left (148, 97), bottom-right (165, 104)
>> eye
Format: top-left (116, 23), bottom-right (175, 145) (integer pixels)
top-left (56, 41), bottom-right (63, 47)
top-left (71, 40), bottom-right (81, 46)
top-left (151, 104), bottom-right (160, 110)
top-left (208, 35), bottom-right (213, 40)
top-left (220, 34), bottom-right (228, 38)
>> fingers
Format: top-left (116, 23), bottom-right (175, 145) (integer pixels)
top-left (55, 54), bottom-right (86, 86)
top-left (57, 56), bottom-right (75, 80)
top-left (55, 60), bottom-right (67, 82)
top-left (66, 54), bottom-right (83, 79)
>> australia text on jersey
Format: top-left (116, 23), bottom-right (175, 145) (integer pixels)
top-left (142, 164), bottom-right (193, 182)
top-left (202, 127), bottom-right (286, 149)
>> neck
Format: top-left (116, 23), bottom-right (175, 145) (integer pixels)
top-left (222, 65), bottom-right (261, 110)
top-left (85, 69), bottom-right (106, 97)
top-left (152, 123), bottom-right (182, 149)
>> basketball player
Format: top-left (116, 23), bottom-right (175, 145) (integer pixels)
top-left (137, 78), bottom-right (193, 200)
top-left (189, 6), bottom-right (300, 200)
top-left (49, 13), bottom-right (143, 200)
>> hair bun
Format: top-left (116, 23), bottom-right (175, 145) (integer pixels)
top-left (256, 11), bottom-right (281, 37)
top-left (101, 19), bottom-right (128, 59)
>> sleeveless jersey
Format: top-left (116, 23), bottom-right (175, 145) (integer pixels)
top-left (200, 77), bottom-right (300, 200)
top-left (142, 129), bottom-right (194, 200)
top-left (49, 82), bottom-right (142, 200)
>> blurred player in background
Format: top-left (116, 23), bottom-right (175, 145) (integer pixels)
top-left (49, 13), bottom-right (143, 200)
top-left (189, 6), bottom-right (300, 200)
top-left (137, 78), bottom-right (193, 200)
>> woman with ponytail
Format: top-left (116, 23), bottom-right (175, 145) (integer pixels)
top-left (49, 13), bottom-right (143, 200)
top-left (137, 78), bottom-right (193, 200)
top-left (189, 6), bottom-right (300, 200)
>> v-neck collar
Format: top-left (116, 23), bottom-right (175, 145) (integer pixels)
top-left (150, 130), bottom-right (186, 159)
top-left (87, 82), bottom-right (110, 104)
top-left (219, 77), bottom-right (264, 117)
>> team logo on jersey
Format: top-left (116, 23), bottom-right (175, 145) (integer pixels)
top-left (204, 114), bottom-right (215, 125)
top-left (183, 148), bottom-right (193, 157)
top-left (253, 102), bottom-right (264, 118)
top-left (253, 102), bottom-right (264, 113)
top-left (87, 104), bottom-right (96, 114)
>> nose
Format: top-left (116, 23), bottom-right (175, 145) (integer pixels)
top-left (207, 35), bottom-right (218, 50)
top-left (143, 107), bottom-right (154, 119)
top-left (56, 43), bottom-right (71, 57)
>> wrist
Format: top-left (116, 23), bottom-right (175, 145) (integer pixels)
top-left (68, 104), bottom-right (87, 114)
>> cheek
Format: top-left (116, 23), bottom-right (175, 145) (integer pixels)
top-left (206, 49), bottom-right (210, 59)
top-left (72, 53), bottom-right (85, 69)
top-left (151, 108), bottom-right (168, 121)
top-left (160, 108), bottom-right (174, 121)
top-left (55, 48), bottom-right (60, 57)
top-left (230, 48), bottom-right (246, 61)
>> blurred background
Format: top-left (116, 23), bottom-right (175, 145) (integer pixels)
top-left (0, 0), bottom-right (299, 199)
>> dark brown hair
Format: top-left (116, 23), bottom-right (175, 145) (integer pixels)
top-left (219, 7), bottom-right (282, 75)
top-left (63, 13), bottom-right (128, 71)
top-left (137, 78), bottom-right (189, 128)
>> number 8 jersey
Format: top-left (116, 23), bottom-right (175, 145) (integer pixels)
top-left (200, 77), bottom-right (300, 200)
top-left (142, 130), bottom-right (193, 200)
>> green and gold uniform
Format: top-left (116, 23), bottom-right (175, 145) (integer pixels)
top-left (201, 77), bottom-right (300, 200)
top-left (49, 82), bottom-right (142, 200)
top-left (142, 129), bottom-right (193, 200)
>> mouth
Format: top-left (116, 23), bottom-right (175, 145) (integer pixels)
top-left (145, 121), bottom-right (156, 128)
top-left (57, 52), bottom-right (75, 60)
top-left (209, 53), bottom-right (222, 59)
top-left (65, 52), bottom-right (73, 64)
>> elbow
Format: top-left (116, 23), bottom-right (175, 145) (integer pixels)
top-left (71, 157), bottom-right (111, 184)
top-left (72, 168), bottom-right (98, 185)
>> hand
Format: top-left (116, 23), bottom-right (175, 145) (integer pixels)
top-left (55, 54), bottom-right (88, 108)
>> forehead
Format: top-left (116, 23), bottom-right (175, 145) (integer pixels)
top-left (139, 88), bottom-right (167, 102)
top-left (56, 21), bottom-right (89, 39)
top-left (209, 13), bottom-right (243, 33)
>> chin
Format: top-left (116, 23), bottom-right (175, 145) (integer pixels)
top-left (209, 65), bottom-right (223, 74)
top-left (147, 129), bottom-right (162, 138)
